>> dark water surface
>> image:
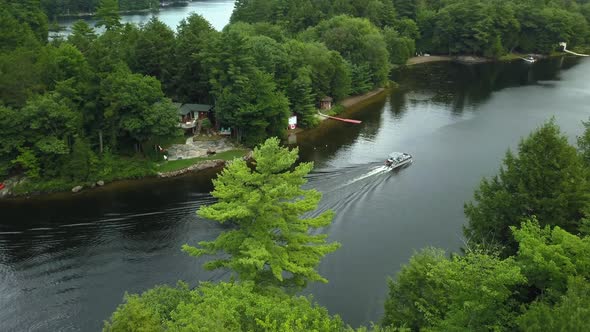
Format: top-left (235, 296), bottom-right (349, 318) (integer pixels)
top-left (1, 58), bottom-right (589, 330)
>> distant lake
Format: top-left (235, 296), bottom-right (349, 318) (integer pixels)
top-left (54, 0), bottom-right (235, 36)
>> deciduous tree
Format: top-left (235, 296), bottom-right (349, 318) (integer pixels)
top-left (382, 248), bottom-right (525, 331)
top-left (103, 281), bottom-right (346, 331)
top-left (464, 120), bottom-right (590, 254)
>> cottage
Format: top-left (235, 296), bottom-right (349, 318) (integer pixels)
top-left (175, 103), bottom-right (214, 134)
top-left (319, 96), bottom-right (333, 110)
top-left (181, 104), bottom-right (214, 121)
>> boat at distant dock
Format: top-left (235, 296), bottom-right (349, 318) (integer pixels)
top-left (522, 55), bottom-right (537, 63)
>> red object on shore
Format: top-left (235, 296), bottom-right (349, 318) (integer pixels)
top-left (0, 183), bottom-right (5, 190)
top-left (319, 113), bottom-right (362, 124)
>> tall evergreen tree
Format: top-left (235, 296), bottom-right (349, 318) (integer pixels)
top-left (133, 17), bottom-right (175, 91)
top-left (173, 13), bottom-right (215, 103)
top-left (578, 119), bottom-right (590, 166)
top-left (68, 20), bottom-right (97, 54)
top-left (183, 138), bottom-right (340, 289)
top-left (96, 0), bottom-right (121, 30)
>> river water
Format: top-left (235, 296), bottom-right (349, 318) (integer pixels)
top-left (1, 58), bottom-right (590, 330)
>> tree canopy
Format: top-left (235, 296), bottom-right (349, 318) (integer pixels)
top-left (383, 220), bottom-right (590, 331)
top-left (464, 120), bottom-right (590, 254)
top-left (103, 281), bottom-right (347, 332)
top-left (231, 0), bottom-right (590, 57)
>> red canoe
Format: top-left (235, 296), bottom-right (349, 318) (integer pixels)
top-left (0, 183), bottom-right (5, 190)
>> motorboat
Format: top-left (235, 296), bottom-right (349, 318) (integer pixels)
top-left (522, 55), bottom-right (537, 63)
top-left (385, 152), bottom-right (413, 169)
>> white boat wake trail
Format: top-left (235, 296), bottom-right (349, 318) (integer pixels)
top-left (305, 164), bottom-right (391, 225)
top-left (344, 166), bottom-right (390, 186)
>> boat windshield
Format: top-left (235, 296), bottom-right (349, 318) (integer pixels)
top-left (388, 152), bottom-right (403, 159)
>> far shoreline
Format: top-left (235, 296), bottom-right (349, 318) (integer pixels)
top-left (406, 52), bottom-right (571, 66)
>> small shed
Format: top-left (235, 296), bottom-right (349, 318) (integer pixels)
top-left (319, 96), bottom-right (333, 110)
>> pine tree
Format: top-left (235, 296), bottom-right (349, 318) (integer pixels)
top-left (96, 0), bottom-right (121, 30)
top-left (578, 119), bottom-right (590, 166)
top-left (288, 67), bottom-right (317, 128)
top-left (183, 138), bottom-right (340, 289)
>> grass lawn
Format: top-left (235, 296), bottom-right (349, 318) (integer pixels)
top-left (157, 149), bottom-right (248, 173)
top-left (498, 53), bottom-right (523, 61)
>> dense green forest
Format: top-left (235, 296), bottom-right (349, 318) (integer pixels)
top-left (0, 0), bottom-right (395, 193)
top-left (1, 0), bottom-right (183, 193)
top-left (3, 0), bottom-right (590, 194)
top-left (104, 122), bottom-right (590, 331)
top-left (232, 0), bottom-right (590, 55)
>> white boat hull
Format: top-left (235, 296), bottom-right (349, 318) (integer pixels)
top-left (388, 158), bottom-right (413, 170)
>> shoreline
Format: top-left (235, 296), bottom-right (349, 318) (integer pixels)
top-left (406, 55), bottom-right (454, 65)
top-left (1, 53), bottom-right (573, 200)
top-left (0, 150), bottom-right (252, 200)
top-left (339, 88), bottom-right (387, 109)
top-left (406, 52), bottom-right (569, 66)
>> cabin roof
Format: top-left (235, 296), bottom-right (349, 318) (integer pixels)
top-left (320, 96), bottom-right (334, 102)
top-left (177, 103), bottom-right (213, 115)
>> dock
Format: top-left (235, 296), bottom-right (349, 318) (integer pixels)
top-left (318, 112), bottom-right (362, 124)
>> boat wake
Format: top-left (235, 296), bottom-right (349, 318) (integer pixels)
top-left (344, 166), bottom-right (390, 186)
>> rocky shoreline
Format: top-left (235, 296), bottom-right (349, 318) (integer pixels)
top-left (0, 150), bottom-right (253, 199)
top-left (406, 53), bottom-right (555, 66)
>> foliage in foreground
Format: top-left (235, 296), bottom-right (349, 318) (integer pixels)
top-left (183, 138), bottom-right (340, 289)
top-left (382, 248), bottom-right (525, 331)
top-left (383, 220), bottom-right (590, 331)
top-left (464, 120), bottom-right (590, 255)
top-left (517, 277), bottom-right (590, 332)
top-left (103, 281), bottom-right (345, 332)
